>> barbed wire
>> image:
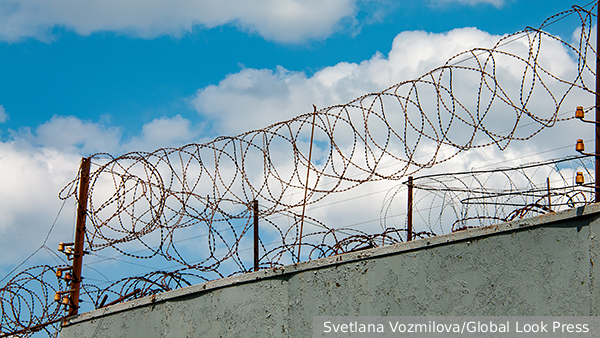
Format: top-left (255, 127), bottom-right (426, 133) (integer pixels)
top-left (1, 3), bottom-right (599, 337)
top-left (58, 2), bottom-right (597, 271)
top-left (0, 265), bottom-right (68, 338)
top-left (382, 155), bottom-right (595, 235)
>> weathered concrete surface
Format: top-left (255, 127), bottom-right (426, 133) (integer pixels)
top-left (61, 204), bottom-right (600, 337)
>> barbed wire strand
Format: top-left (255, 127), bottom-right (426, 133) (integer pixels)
top-left (2, 4), bottom-right (600, 337)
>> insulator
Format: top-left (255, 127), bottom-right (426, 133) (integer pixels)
top-left (576, 106), bottom-right (585, 119)
top-left (576, 139), bottom-right (585, 152)
top-left (576, 172), bottom-right (585, 185)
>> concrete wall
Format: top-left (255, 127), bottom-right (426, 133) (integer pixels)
top-left (60, 204), bottom-right (600, 337)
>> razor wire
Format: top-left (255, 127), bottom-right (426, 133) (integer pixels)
top-left (56, 2), bottom-right (598, 272)
top-left (0, 265), bottom-right (68, 338)
top-left (2, 3), bottom-right (600, 337)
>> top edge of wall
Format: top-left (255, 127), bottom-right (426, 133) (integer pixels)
top-left (62, 203), bottom-right (600, 326)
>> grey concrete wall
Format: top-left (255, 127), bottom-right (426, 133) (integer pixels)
top-left (60, 204), bottom-right (600, 337)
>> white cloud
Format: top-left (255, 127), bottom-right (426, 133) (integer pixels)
top-left (8, 114), bottom-right (201, 155)
top-left (0, 140), bottom-right (81, 272)
top-left (0, 0), bottom-right (358, 43)
top-left (192, 28), bottom-right (512, 135)
top-left (193, 26), bottom-right (592, 146)
top-left (124, 114), bottom-right (200, 151)
top-left (0, 114), bottom-right (202, 275)
top-left (13, 115), bottom-right (122, 155)
top-left (2, 23), bottom-right (594, 290)
top-left (0, 0), bottom-right (511, 43)
top-left (0, 105), bottom-right (7, 123)
top-left (190, 25), bottom-right (593, 240)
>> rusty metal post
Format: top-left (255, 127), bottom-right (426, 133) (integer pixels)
top-left (253, 199), bottom-right (259, 272)
top-left (596, 0), bottom-right (600, 203)
top-left (69, 157), bottom-right (91, 317)
top-left (298, 105), bottom-right (317, 261)
top-left (547, 177), bottom-right (552, 211)
top-left (407, 176), bottom-right (413, 242)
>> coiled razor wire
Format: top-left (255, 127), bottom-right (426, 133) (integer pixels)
top-left (0, 265), bottom-right (68, 338)
top-left (2, 4), bottom-right (600, 337)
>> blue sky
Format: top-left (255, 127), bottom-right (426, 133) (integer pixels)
top-left (0, 0), bottom-right (583, 143)
top-left (1, 0), bottom-right (597, 319)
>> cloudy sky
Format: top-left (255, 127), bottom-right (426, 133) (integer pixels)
top-left (1, 0), bottom-right (596, 293)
